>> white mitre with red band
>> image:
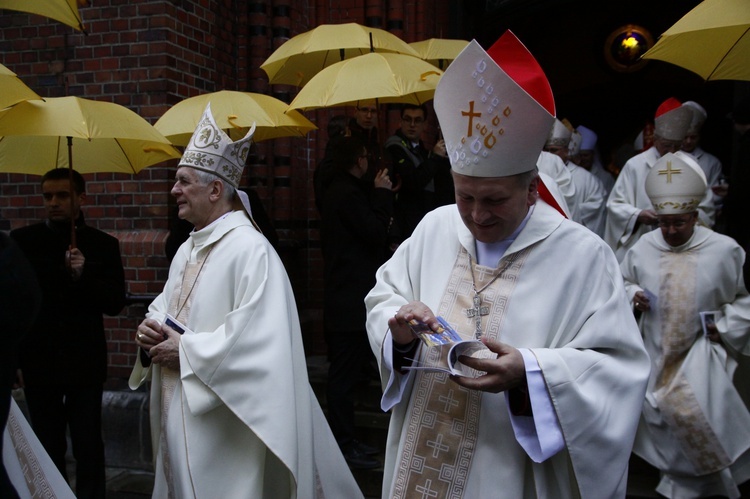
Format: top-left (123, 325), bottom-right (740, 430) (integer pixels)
top-left (434, 31), bottom-right (555, 178)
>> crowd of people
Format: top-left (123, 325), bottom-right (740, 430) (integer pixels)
top-left (3, 29), bottom-right (750, 499)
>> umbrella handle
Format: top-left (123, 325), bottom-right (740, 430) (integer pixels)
top-left (227, 115), bottom-right (243, 129)
top-left (420, 71), bottom-right (441, 81)
top-left (67, 136), bottom-right (77, 249)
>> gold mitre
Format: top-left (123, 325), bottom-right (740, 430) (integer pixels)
top-left (178, 102), bottom-right (256, 188)
top-left (646, 151), bottom-right (707, 215)
top-left (434, 31), bottom-right (555, 177)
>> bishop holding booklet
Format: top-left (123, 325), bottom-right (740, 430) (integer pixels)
top-left (365, 31), bottom-right (651, 499)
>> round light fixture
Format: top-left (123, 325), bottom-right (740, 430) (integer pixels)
top-left (604, 24), bottom-right (654, 73)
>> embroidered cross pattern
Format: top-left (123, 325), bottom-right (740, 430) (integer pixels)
top-left (658, 160), bottom-right (682, 183)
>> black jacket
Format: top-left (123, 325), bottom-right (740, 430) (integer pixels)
top-left (320, 172), bottom-right (393, 331)
top-left (385, 129), bottom-right (453, 241)
top-left (11, 217), bottom-right (126, 385)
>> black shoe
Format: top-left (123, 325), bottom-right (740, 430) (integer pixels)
top-left (343, 445), bottom-right (380, 470)
top-left (352, 439), bottom-right (379, 456)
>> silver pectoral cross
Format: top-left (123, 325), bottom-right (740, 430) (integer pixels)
top-left (465, 293), bottom-right (489, 338)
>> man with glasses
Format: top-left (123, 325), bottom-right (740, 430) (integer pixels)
top-left (605, 98), bottom-right (715, 261)
top-left (621, 151), bottom-right (750, 498)
top-left (384, 104), bottom-right (452, 244)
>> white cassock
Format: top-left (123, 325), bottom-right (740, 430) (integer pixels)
top-left (537, 151), bottom-right (577, 219)
top-left (3, 397), bottom-right (75, 499)
top-left (565, 160), bottom-right (606, 237)
top-left (621, 226), bottom-right (750, 499)
top-left (591, 157), bottom-right (615, 196)
top-left (130, 211), bottom-right (362, 499)
top-left (366, 201), bottom-right (650, 499)
top-left (605, 146), bottom-right (715, 262)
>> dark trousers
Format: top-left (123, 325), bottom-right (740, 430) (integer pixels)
top-left (23, 383), bottom-right (105, 499)
top-left (325, 329), bottom-right (375, 449)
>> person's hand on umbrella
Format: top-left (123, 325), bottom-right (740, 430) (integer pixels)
top-left (65, 246), bottom-right (85, 281)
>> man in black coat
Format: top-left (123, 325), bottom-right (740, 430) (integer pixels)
top-left (384, 104), bottom-right (453, 245)
top-left (11, 168), bottom-right (126, 499)
top-left (320, 136), bottom-right (393, 469)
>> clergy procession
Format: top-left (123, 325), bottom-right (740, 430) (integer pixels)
top-left (3, 1), bottom-right (750, 499)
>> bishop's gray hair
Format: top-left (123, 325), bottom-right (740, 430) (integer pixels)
top-left (192, 168), bottom-right (237, 202)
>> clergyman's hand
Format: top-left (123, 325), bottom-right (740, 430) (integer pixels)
top-left (707, 323), bottom-right (722, 343)
top-left (149, 325), bottom-right (182, 370)
top-left (633, 290), bottom-right (651, 312)
top-left (388, 301), bottom-right (439, 346)
top-left (135, 318), bottom-right (165, 351)
top-left (636, 209), bottom-right (658, 227)
top-left (451, 337), bottom-right (526, 393)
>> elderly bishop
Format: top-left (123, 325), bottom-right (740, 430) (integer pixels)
top-left (129, 104), bottom-right (362, 499)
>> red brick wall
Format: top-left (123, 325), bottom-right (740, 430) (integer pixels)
top-left (0, 0), bottom-right (457, 388)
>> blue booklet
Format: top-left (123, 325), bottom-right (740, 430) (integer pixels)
top-left (403, 316), bottom-right (489, 377)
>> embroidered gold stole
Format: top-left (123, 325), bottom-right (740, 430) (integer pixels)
top-left (654, 250), bottom-right (730, 474)
top-left (159, 250), bottom-right (211, 498)
top-left (392, 246), bottom-right (530, 498)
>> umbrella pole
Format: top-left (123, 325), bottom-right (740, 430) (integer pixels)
top-left (67, 136), bottom-right (77, 249)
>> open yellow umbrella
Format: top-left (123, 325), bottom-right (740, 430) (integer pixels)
top-left (409, 38), bottom-right (469, 70)
top-left (0, 63), bottom-right (43, 109)
top-left (155, 91), bottom-right (317, 147)
top-left (0, 0), bottom-right (85, 32)
top-left (287, 52), bottom-right (442, 111)
top-left (0, 96), bottom-right (181, 245)
top-left (261, 22), bottom-right (420, 87)
top-left (0, 97), bottom-right (180, 175)
top-left (641, 0), bottom-right (750, 81)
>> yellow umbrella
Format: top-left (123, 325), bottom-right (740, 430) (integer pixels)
top-left (261, 22), bottom-right (420, 87)
top-left (155, 91), bottom-right (317, 147)
top-left (0, 97), bottom-right (181, 175)
top-left (641, 0), bottom-right (750, 81)
top-left (0, 63), bottom-right (43, 109)
top-left (0, 0), bottom-right (85, 32)
top-left (287, 52), bottom-right (442, 111)
top-left (0, 96), bottom-right (181, 246)
top-left (409, 38), bottom-right (469, 70)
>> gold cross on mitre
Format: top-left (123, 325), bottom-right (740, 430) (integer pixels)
top-left (658, 160), bottom-right (682, 183)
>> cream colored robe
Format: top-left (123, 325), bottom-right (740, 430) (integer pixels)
top-left (366, 202), bottom-right (650, 498)
top-left (565, 160), bottom-right (606, 237)
top-left (605, 146), bottom-right (715, 262)
top-left (621, 226), bottom-right (750, 498)
top-left (130, 211), bottom-right (362, 499)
